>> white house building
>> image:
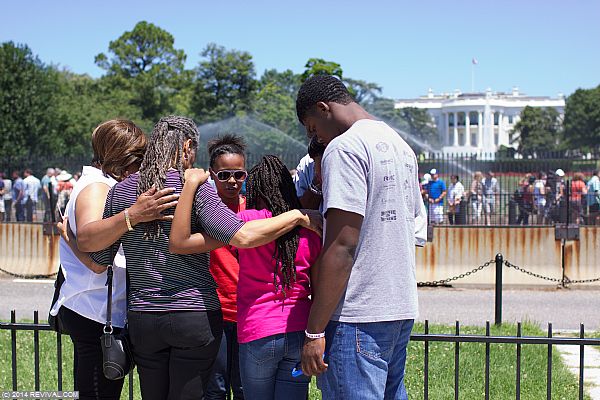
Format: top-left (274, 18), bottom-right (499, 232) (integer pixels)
top-left (394, 88), bottom-right (565, 154)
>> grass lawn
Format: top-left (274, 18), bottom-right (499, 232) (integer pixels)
top-left (1, 322), bottom-right (588, 400)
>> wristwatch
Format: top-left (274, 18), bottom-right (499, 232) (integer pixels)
top-left (309, 183), bottom-right (322, 196)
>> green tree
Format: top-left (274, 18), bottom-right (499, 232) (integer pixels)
top-left (301, 58), bottom-right (343, 82)
top-left (511, 106), bottom-right (561, 155)
top-left (397, 107), bottom-right (438, 145)
top-left (191, 43), bottom-right (257, 123)
top-left (0, 42), bottom-right (59, 163)
top-left (253, 69), bottom-right (304, 141)
top-left (95, 21), bottom-right (187, 122)
top-left (563, 85), bottom-right (600, 152)
top-left (344, 78), bottom-right (382, 106)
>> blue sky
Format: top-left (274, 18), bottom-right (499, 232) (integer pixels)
top-left (1, 0), bottom-right (598, 99)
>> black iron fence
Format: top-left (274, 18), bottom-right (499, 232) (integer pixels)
top-left (2, 311), bottom-right (600, 400)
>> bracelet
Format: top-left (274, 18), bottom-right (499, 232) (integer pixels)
top-left (309, 183), bottom-right (322, 196)
top-left (124, 209), bottom-right (134, 232)
top-left (305, 329), bottom-right (325, 339)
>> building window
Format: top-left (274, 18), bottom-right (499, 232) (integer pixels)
top-left (457, 112), bottom-right (466, 126)
top-left (458, 130), bottom-right (465, 146)
top-left (493, 112), bottom-right (500, 126)
top-left (508, 115), bottom-right (514, 124)
top-left (469, 111), bottom-right (478, 125)
top-left (471, 133), bottom-right (477, 147)
top-left (448, 113), bottom-right (455, 127)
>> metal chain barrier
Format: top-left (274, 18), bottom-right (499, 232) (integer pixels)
top-left (418, 259), bottom-right (494, 287)
top-left (0, 266), bottom-right (57, 280)
top-left (503, 259), bottom-right (600, 286)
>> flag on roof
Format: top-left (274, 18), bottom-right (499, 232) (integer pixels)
top-left (472, 58), bottom-right (478, 65)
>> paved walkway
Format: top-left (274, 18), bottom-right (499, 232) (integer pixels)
top-left (557, 343), bottom-right (600, 399)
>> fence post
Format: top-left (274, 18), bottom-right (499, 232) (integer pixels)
top-left (495, 253), bottom-right (503, 326)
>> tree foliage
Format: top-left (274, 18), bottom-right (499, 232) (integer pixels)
top-left (95, 21), bottom-right (186, 122)
top-left (191, 43), bottom-right (256, 122)
top-left (0, 42), bottom-right (60, 162)
top-left (563, 85), bottom-right (600, 152)
top-left (511, 106), bottom-right (561, 155)
top-left (301, 58), bottom-right (343, 82)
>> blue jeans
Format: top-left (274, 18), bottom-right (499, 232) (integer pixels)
top-left (239, 331), bottom-right (309, 400)
top-left (318, 319), bottom-right (414, 400)
top-left (206, 321), bottom-right (244, 399)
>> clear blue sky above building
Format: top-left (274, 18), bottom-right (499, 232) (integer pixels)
top-left (2, 0), bottom-right (598, 99)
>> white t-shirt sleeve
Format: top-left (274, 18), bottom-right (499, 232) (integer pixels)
top-left (322, 149), bottom-right (368, 217)
top-left (294, 154), bottom-right (314, 198)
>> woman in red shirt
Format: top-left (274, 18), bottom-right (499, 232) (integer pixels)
top-left (205, 134), bottom-right (247, 400)
top-left (570, 172), bottom-right (588, 224)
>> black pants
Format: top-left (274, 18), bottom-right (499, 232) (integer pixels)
top-left (128, 310), bottom-right (223, 400)
top-left (59, 306), bottom-right (124, 400)
top-left (15, 201), bottom-right (24, 221)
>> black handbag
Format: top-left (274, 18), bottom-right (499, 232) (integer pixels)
top-left (100, 264), bottom-right (135, 380)
top-left (48, 266), bottom-right (68, 334)
top-left (100, 189), bottom-right (135, 380)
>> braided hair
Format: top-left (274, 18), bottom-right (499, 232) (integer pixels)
top-left (296, 74), bottom-right (355, 123)
top-left (207, 134), bottom-right (247, 168)
top-left (246, 155), bottom-right (302, 294)
top-left (137, 115), bottom-right (199, 240)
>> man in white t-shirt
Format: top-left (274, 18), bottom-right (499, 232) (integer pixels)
top-left (296, 75), bottom-right (423, 399)
top-left (23, 168), bottom-right (41, 222)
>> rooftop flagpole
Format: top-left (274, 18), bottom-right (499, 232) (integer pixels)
top-left (471, 57), bottom-right (478, 92)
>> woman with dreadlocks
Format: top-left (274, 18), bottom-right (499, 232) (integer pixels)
top-left (234, 155), bottom-right (322, 400)
top-left (92, 116), bottom-right (321, 400)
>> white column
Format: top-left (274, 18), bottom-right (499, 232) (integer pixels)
top-left (445, 113), bottom-right (450, 145)
top-left (465, 112), bottom-right (471, 146)
top-left (478, 111), bottom-right (483, 150)
top-left (497, 111), bottom-right (504, 146)
top-left (453, 112), bottom-right (458, 146)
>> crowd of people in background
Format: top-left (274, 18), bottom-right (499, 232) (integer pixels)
top-left (0, 168), bottom-right (80, 223)
top-left (419, 168), bottom-right (600, 226)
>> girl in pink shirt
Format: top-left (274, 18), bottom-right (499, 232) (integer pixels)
top-left (236, 155), bottom-right (321, 400)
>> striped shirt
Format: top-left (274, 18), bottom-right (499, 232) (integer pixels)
top-left (91, 170), bottom-right (245, 312)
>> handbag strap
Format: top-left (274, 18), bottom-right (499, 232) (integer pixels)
top-left (104, 188), bottom-right (117, 334)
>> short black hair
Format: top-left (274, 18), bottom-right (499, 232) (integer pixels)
top-left (207, 133), bottom-right (246, 168)
top-left (307, 136), bottom-right (326, 159)
top-left (296, 75), bottom-right (354, 123)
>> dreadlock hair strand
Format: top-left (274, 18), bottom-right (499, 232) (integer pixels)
top-left (296, 74), bottom-right (355, 123)
top-left (246, 155), bottom-right (302, 294)
top-left (137, 115), bottom-right (199, 240)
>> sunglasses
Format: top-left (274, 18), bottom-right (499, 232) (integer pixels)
top-left (212, 169), bottom-right (248, 182)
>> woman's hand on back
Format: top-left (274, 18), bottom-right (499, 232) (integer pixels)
top-left (127, 186), bottom-right (180, 225)
top-left (298, 209), bottom-right (323, 237)
top-left (184, 168), bottom-right (210, 188)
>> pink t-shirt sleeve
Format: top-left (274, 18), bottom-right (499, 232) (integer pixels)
top-left (237, 208), bottom-right (271, 223)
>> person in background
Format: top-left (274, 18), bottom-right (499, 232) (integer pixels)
top-left (447, 175), bottom-right (464, 225)
top-left (2, 172), bottom-right (12, 222)
top-left (586, 170), bottom-right (600, 225)
top-left (11, 170), bottom-right (25, 222)
top-left (427, 168), bottom-right (446, 225)
top-left (469, 171), bottom-right (483, 225)
top-left (533, 172), bottom-right (547, 225)
top-left (55, 170), bottom-right (74, 221)
top-left (41, 168), bottom-right (56, 222)
top-left (205, 134), bottom-right (247, 400)
top-left (294, 134), bottom-right (322, 210)
top-left (482, 170), bottom-right (499, 226)
top-left (570, 172), bottom-right (587, 225)
top-left (23, 168), bottom-right (41, 222)
top-left (0, 173), bottom-right (5, 222)
top-left (236, 155), bottom-right (322, 400)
